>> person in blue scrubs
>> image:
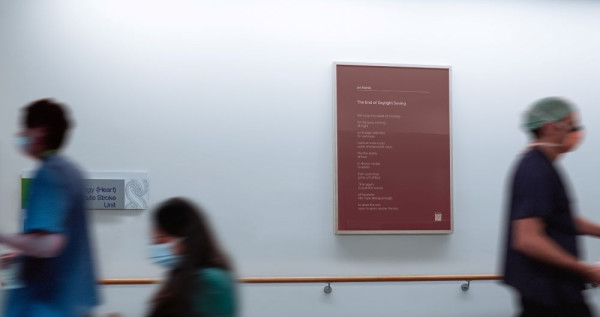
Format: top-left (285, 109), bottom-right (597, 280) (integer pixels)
top-left (0, 99), bottom-right (99, 316)
top-left (503, 97), bottom-right (600, 316)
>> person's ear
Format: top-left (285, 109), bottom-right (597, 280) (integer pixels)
top-left (538, 123), bottom-right (551, 137)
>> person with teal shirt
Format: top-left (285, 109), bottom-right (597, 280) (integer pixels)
top-left (142, 198), bottom-right (237, 317)
top-left (0, 99), bottom-right (99, 316)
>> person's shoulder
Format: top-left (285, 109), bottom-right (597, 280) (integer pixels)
top-left (194, 268), bottom-right (236, 316)
top-left (34, 155), bottom-right (84, 190)
top-left (45, 154), bottom-right (84, 178)
top-left (198, 267), bottom-right (232, 280)
top-left (519, 148), bottom-right (547, 163)
top-left (197, 268), bottom-right (234, 287)
top-left (46, 154), bottom-right (79, 168)
top-left (514, 149), bottom-right (552, 174)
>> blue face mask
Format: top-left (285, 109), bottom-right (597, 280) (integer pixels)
top-left (15, 136), bottom-right (31, 153)
top-left (148, 241), bottom-right (181, 268)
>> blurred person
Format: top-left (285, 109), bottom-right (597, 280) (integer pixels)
top-left (503, 97), bottom-right (600, 317)
top-left (144, 197), bottom-right (236, 317)
top-left (0, 99), bottom-right (99, 316)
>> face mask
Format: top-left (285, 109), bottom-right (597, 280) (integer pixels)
top-left (15, 136), bottom-right (31, 153)
top-left (148, 241), bottom-right (181, 268)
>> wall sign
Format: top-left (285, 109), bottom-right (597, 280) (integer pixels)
top-left (335, 63), bottom-right (452, 234)
top-left (22, 171), bottom-right (149, 210)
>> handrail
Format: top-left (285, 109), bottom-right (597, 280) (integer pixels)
top-left (100, 274), bottom-right (501, 285)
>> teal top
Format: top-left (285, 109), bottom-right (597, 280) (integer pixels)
top-left (194, 268), bottom-right (237, 317)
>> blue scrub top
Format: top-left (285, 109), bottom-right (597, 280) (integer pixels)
top-left (4, 154), bottom-right (99, 317)
top-left (503, 148), bottom-right (584, 306)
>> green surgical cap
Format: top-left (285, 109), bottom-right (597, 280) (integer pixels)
top-left (523, 97), bottom-right (575, 131)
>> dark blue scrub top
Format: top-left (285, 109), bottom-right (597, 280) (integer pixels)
top-left (503, 148), bottom-right (584, 306)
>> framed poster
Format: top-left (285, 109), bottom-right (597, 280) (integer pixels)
top-left (334, 63), bottom-right (452, 234)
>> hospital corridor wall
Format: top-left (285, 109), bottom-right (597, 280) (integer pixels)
top-left (2, 1), bottom-right (600, 316)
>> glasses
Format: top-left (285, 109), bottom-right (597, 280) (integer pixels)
top-left (569, 126), bottom-right (584, 133)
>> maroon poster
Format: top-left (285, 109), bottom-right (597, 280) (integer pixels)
top-left (335, 63), bottom-right (451, 234)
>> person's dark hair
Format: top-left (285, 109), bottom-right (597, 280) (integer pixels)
top-left (148, 198), bottom-right (233, 317)
top-left (23, 99), bottom-right (72, 150)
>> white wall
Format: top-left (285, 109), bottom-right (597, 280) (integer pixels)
top-left (2, 0), bottom-right (600, 316)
